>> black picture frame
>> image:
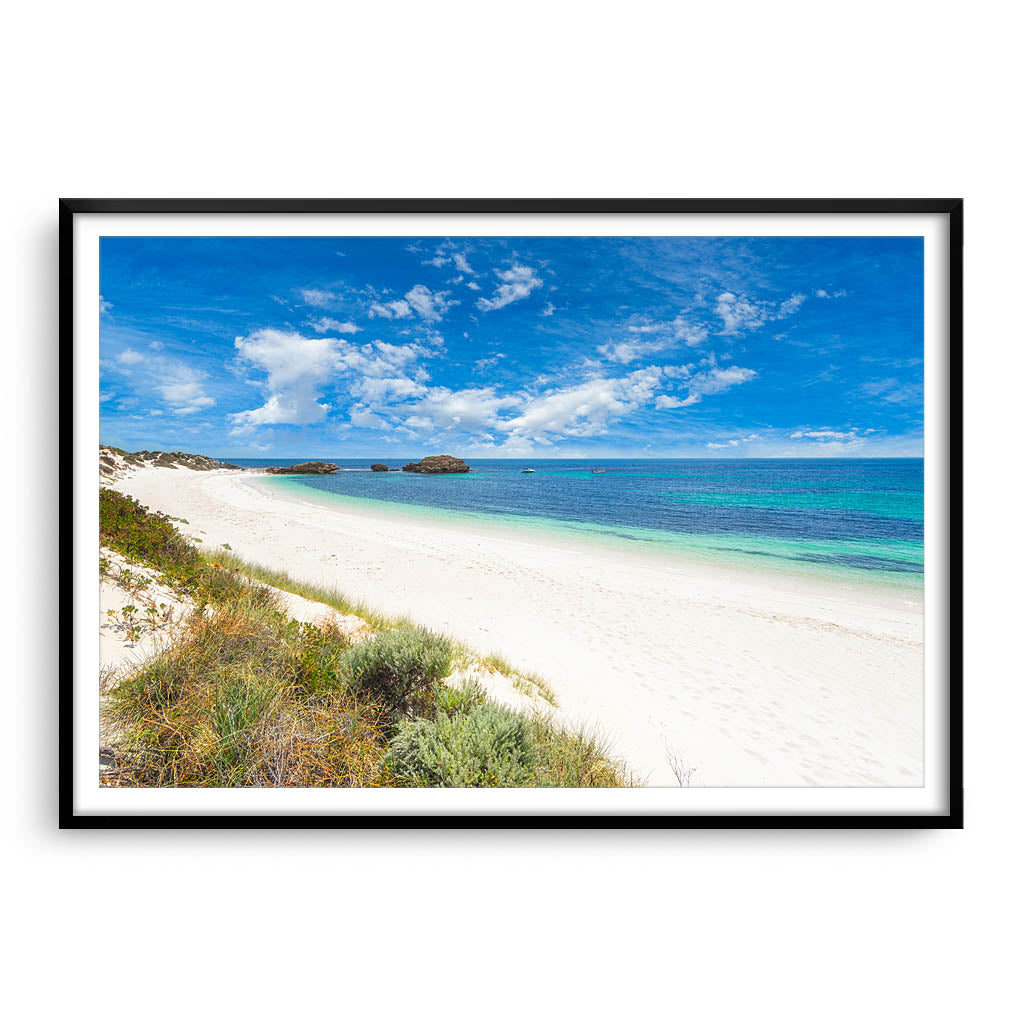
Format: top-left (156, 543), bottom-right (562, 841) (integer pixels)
top-left (60, 197), bottom-right (963, 829)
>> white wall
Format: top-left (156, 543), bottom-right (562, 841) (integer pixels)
top-left (4, 2), bottom-right (1015, 1021)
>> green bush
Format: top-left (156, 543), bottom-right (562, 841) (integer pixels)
top-left (387, 704), bottom-right (537, 786)
top-left (100, 487), bottom-right (249, 605)
top-left (341, 626), bottom-right (453, 718)
top-left (100, 488), bottom-right (199, 575)
top-left (295, 621), bottom-right (354, 696)
top-left (433, 680), bottom-right (486, 717)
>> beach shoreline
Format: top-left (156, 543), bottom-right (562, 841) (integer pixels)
top-left (110, 465), bottom-right (925, 787)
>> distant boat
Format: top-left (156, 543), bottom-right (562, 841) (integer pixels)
top-left (591, 468), bottom-right (606, 474)
top-left (522, 468), bottom-right (535, 473)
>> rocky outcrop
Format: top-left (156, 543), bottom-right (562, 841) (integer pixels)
top-left (370, 463), bottom-right (390, 472)
top-left (263, 462), bottom-right (339, 475)
top-left (401, 455), bottom-right (470, 474)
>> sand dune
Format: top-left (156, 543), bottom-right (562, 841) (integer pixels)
top-left (111, 466), bottom-right (924, 787)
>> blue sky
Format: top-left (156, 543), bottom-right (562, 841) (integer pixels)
top-left (99, 235), bottom-right (923, 458)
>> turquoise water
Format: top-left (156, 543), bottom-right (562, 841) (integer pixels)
top-left (230, 458), bottom-right (925, 590)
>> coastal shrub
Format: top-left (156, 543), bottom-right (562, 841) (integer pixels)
top-left (103, 589), bottom-right (389, 787)
top-left (527, 717), bottom-right (627, 788)
top-left (385, 702), bottom-right (630, 788)
top-left (295, 620), bottom-right (354, 696)
top-left (100, 487), bottom-right (249, 606)
top-left (433, 680), bottom-right (487, 717)
top-left (100, 488), bottom-right (199, 575)
top-left (341, 626), bottom-right (453, 719)
top-left (387, 704), bottom-right (537, 786)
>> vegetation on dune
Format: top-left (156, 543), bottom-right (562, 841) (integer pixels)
top-left (103, 590), bottom-right (389, 787)
top-left (99, 487), bottom-right (631, 788)
top-left (207, 550), bottom-right (414, 632)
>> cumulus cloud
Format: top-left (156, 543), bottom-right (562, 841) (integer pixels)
top-left (477, 264), bottom-right (542, 312)
top-left (370, 285), bottom-right (457, 323)
top-left (815, 288), bottom-right (847, 299)
top-left (406, 387), bottom-right (518, 434)
top-left (671, 317), bottom-right (708, 347)
top-left (351, 375), bottom-right (428, 404)
top-left (715, 291), bottom-right (806, 335)
top-left (305, 317), bottom-right (361, 334)
top-left (423, 243), bottom-right (476, 276)
top-left (117, 348), bottom-right (145, 365)
top-left (100, 295), bottom-right (113, 314)
top-left (505, 368), bottom-right (663, 441)
top-left (369, 298), bottom-right (413, 319)
top-left (656, 365), bottom-right (757, 409)
top-left (230, 329), bottom-right (347, 432)
top-left (404, 284), bottom-right (458, 323)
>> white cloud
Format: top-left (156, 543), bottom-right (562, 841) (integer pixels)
top-left (540, 303), bottom-right (556, 317)
top-left (477, 264), bottom-right (542, 312)
top-left (351, 375), bottom-right (428, 403)
top-left (349, 407), bottom-right (392, 430)
top-left (154, 362), bottom-right (215, 415)
top-left (369, 298), bottom-right (413, 319)
top-left (300, 288), bottom-right (346, 308)
top-left (100, 295), bottom-right (113, 314)
top-left (305, 317), bottom-right (361, 334)
top-left (404, 284), bottom-right (458, 323)
top-left (599, 338), bottom-right (672, 364)
top-left (815, 288), bottom-right (847, 299)
top-left (715, 291), bottom-right (806, 336)
top-left (466, 281), bottom-right (481, 291)
top-left (778, 293), bottom-right (807, 316)
top-left (406, 387), bottom-right (518, 434)
top-left (505, 368), bottom-right (662, 441)
top-left (707, 433), bottom-right (761, 449)
top-left (423, 244), bottom-right (476, 276)
top-left (671, 317), bottom-right (708, 347)
top-left (790, 428), bottom-right (860, 441)
top-left (656, 364), bottom-right (758, 409)
top-left (655, 395), bottom-right (686, 410)
top-left (230, 328), bottom-right (346, 432)
top-left (474, 353), bottom-right (506, 372)
top-left (117, 348), bottom-right (145, 365)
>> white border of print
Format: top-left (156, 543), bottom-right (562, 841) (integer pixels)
top-left (73, 210), bottom-right (949, 817)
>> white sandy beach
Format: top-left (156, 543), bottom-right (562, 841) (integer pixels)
top-left (110, 466), bottom-right (924, 787)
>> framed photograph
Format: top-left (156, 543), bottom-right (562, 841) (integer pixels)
top-left (62, 198), bottom-right (962, 827)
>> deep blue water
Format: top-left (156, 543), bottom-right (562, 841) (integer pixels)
top-left (225, 458), bottom-right (925, 588)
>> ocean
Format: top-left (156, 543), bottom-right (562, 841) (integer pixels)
top-left (227, 458), bottom-right (924, 590)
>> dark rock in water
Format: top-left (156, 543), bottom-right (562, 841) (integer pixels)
top-left (401, 455), bottom-right (470, 474)
top-left (264, 462), bottom-right (339, 475)
top-left (370, 463), bottom-right (390, 472)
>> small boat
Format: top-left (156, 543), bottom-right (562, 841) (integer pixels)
top-left (591, 468), bottom-right (606, 474)
top-left (521, 468), bottom-right (535, 473)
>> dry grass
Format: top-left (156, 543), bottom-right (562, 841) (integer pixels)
top-left (102, 589), bottom-right (391, 787)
